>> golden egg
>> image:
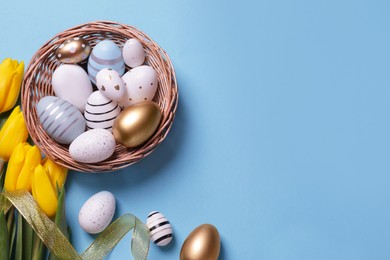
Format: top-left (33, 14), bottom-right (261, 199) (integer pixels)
top-left (55, 37), bottom-right (91, 63)
top-left (113, 101), bottom-right (162, 148)
top-left (180, 224), bottom-right (220, 260)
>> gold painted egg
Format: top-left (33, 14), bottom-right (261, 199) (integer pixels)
top-left (113, 101), bottom-right (161, 148)
top-left (55, 37), bottom-right (91, 63)
top-left (180, 224), bottom-right (220, 260)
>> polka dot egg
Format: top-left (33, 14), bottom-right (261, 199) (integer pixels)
top-left (69, 128), bottom-right (116, 163)
top-left (55, 37), bottom-right (91, 64)
top-left (78, 191), bottom-right (116, 234)
top-left (120, 65), bottom-right (158, 108)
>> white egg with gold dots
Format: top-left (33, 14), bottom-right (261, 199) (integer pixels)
top-left (120, 65), bottom-right (158, 108)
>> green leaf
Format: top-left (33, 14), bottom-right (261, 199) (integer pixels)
top-left (6, 207), bottom-right (15, 258)
top-left (23, 217), bottom-right (33, 260)
top-left (0, 211), bottom-right (10, 260)
top-left (6, 207), bottom-right (14, 235)
top-left (15, 212), bottom-right (22, 260)
top-left (9, 213), bottom-right (16, 260)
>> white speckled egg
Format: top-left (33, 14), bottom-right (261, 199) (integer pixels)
top-left (119, 65), bottom-right (158, 108)
top-left (122, 38), bottom-right (146, 68)
top-left (96, 68), bottom-right (126, 101)
top-left (78, 191), bottom-right (116, 234)
top-left (84, 91), bottom-right (121, 132)
top-left (36, 96), bottom-right (86, 144)
top-left (146, 211), bottom-right (173, 246)
top-left (69, 129), bottom-right (116, 163)
top-left (52, 64), bottom-right (93, 111)
top-left (88, 40), bottom-right (125, 85)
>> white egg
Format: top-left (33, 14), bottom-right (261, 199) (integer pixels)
top-left (69, 129), bottom-right (116, 163)
top-left (84, 91), bottom-right (121, 132)
top-left (36, 96), bottom-right (86, 144)
top-left (78, 191), bottom-right (116, 234)
top-left (119, 65), bottom-right (158, 108)
top-left (122, 38), bottom-right (146, 68)
top-left (52, 64), bottom-right (93, 111)
top-left (96, 69), bottom-right (126, 101)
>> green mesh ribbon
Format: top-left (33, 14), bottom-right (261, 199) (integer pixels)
top-left (0, 191), bottom-right (150, 260)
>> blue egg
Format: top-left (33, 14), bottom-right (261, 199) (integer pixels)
top-left (37, 96), bottom-right (86, 144)
top-left (87, 40), bottom-right (125, 85)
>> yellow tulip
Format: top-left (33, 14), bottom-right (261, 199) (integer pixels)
top-left (4, 143), bottom-right (41, 192)
top-left (0, 106), bottom-right (29, 161)
top-left (31, 164), bottom-right (58, 218)
top-left (42, 158), bottom-right (68, 191)
top-left (0, 58), bottom-right (24, 114)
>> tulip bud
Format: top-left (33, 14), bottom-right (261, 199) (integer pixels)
top-left (4, 143), bottom-right (41, 192)
top-left (16, 145), bottom-right (41, 191)
top-left (42, 158), bottom-right (68, 191)
top-left (31, 164), bottom-right (58, 218)
top-left (0, 106), bottom-right (29, 161)
top-left (0, 58), bottom-right (24, 114)
top-left (4, 143), bottom-right (26, 191)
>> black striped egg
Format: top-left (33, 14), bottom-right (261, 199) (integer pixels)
top-left (84, 91), bottom-right (121, 132)
top-left (146, 211), bottom-right (173, 247)
top-left (36, 96), bottom-right (86, 144)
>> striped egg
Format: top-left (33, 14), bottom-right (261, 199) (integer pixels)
top-left (84, 91), bottom-right (121, 132)
top-left (146, 211), bottom-right (173, 247)
top-left (36, 96), bottom-right (86, 144)
top-left (87, 40), bottom-right (125, 85)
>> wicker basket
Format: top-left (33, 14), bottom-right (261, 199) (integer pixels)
top-left (21, 21), bottom-right (178, 172)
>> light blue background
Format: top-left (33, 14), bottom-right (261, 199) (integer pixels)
top-left (1, 0), bottom-right (390, 259)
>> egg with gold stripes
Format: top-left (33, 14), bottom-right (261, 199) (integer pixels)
top-left (84, 91), bottom-right (121, 132)
top-left (146, 211), bottom-right (173, 247)
top-left (87, 40), bottom-right (125, 85)
top-left (36, 96), bottom-right (86, 144)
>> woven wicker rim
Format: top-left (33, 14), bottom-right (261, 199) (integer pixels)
top-left (21, 21), bottom-right (178, 173)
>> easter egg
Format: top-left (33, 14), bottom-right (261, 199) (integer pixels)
top-left (96, 68), bottom-right (126, 101)
top-left (36, 96), bottom-right (85, 144)
top-left (146, 211), bottom-right (173, 246)
top-left (69, 129), bottom-right (116, 163)
top-left (120, 65), bottom-right (158, 108)
top-left (122, 38), bottom-right (146, 68)
top-left (78, 191), bottom-right (116, 234)
top-left (55, 37), bottom-right (91, 64)
top-left (180, 224), bottom-right (220, 260)
top-left (113, 101), bottom-right (161, 148)
top-left (52, 64), bottom-right (93, 111)
top-left (84, 91), bottom-right (121, 132)
top-left (88, 40), bottom-right (125, 85)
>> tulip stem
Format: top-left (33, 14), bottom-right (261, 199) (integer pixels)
top-left (0, 159), bottom-right (5, 181)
